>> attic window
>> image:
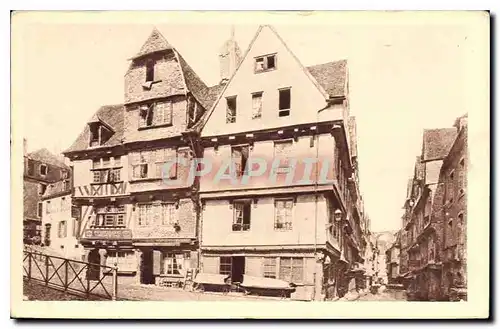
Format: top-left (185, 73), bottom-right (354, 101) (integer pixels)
top-left (40, 164), bottom-right (48, 176)
top-left (146, 59), bottom-right (155, 82)
top-left (89, 122), bottom-right (113, 147)
top-left (255, 54), bottom-right (277, 73)
top-left (226, 96), bottom-right (237, 124)
top-left (278, 88), bottom-right (291, 117)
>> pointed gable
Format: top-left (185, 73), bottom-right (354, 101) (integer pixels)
top-left (200, 25), bottom-right (341, 137)
top-left (130, 28), bottom-right (173, 60)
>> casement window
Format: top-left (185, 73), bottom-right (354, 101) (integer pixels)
top-left (93, 205), bottom-right (126, 227)
top-left (154, 148), bottom-right (178, 180)
top-left (231, 145), bottom-right (249, 177)
top-left (274, 199), bottom-right (293, 230)
top-left (278, 88), bottom-right (291, 117)
top-left (27, 159), bottom-right (35, 176)
top-left (263, 257), bottom-right (277, 278)
top-left (40, 164), bottom-right (48, 176)
top-left (254, 54), bottom-right (276, 73)
top-left (279, 257), bottom-right (304, 283)
top-left (163, 253), bottom-right (186, 275)
top-left (37, 202), bottom-right (43, 218)
top-left (137, 203), bottom-right (177, 227)
top-left (139, 101), bottom-right (173, 128)
top-left (219, 256), bottom-right (232, 276)
top-left (273, 140), bottom-right (293, 172)
top-left (252, 92), bottom-right (263, 119)
top-left (106, 251), bottom-right (136, 272)
top-left (91, 157), bottom-right (122, 184)
top-left (58, 221), bottom-right (67, 238)
top-left (232, 200), bottom-right (251, 231)
top-left (131, 149), bottom-right (178, 180)
top-left (226, 96), bottom-right (237, 123)
top-left (146, 59), bottom-right (156, 82)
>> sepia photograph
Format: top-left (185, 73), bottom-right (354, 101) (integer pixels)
top-left (10, 10), bottom-right (490, 319)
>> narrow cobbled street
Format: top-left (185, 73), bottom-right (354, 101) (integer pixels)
top-left (356, 289), bottom-right (407, 301)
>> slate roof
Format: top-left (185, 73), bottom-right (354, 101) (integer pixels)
top-left (42, 179), bottom-right (71, 199)
top-left (27, 148), bottom-right (68, 169)
top-left (421, 128), bottom-right (458, 162)
top-left (64, 104), bottom-right (124, 154)
top-left (177, 53), bottom-right (221, 111)
top-left (130, 28), bottom-right (173, 60)
top-left (306, 59), bottom-right (348, 98)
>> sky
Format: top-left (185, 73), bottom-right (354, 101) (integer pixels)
top-left (13, 12), bottom-right (472, 232)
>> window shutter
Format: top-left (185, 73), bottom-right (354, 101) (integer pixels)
top-left (202, 256), bottom-right (219, 274)
top-left (153, 250), bottom-right (162, 276)
top-left (168, 149), bottom-right (178, 179)
top-left (232, 148), bottom-right (242, 176)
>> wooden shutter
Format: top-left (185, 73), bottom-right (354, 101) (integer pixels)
top-left (153, 250), bottom-right (162, 276)
top-left (245, 256), bottom-right (262, 277)
top-left (202, 256), bottom-right (219, 274)
top-left (167, 149), bottom-right (178, 179)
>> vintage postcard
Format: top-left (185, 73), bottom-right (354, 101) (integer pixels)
top-left (10, 11), bottom-right (490, 319)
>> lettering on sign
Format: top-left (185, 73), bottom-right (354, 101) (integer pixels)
top-left (75, 182), bottom-right (128, 197)
top-left (83, 229), bottom-right (133, 240)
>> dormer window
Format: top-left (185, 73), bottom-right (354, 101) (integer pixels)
top-left (40, 164), bottom-right (48, 176)
top-left (146, 59), bottom-right (155, 82)
top-left (89, 122), bottom-right (113, 147)
top-left (254, 54), bottom-right (277, 73)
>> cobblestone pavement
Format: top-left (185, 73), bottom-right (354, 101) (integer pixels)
top-left (114, 283), bottom-right (286, 301)
top-left (356, 289), bottom-right (407, 301)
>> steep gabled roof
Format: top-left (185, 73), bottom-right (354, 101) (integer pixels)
top-left (422, 128), bottom-right (458, 162)
top-left (192, 25), bottom-right (349, 133)
top-left (27, 148), bottom-right (68, 169)
top-left (130, 28), bottom-right (173, 60)
top-left (307, 59), bottom-right (348, 98)
top-left (64, 104), bottom-right (124, 154)
top-left (177, 53), bottom-right (221, 111)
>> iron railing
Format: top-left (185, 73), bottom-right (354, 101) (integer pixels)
top-left (23, 249), bottom-right (118, 300)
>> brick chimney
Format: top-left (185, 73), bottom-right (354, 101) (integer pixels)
top-left (219, 26), bottom-right (242, 84)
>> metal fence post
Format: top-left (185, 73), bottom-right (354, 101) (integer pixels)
top-left (64, 260), bottom-right (69, 291)
top-left (28, 252), bottom-right (32, 280)
top-left (112, 262), bottom-right (118, 301)
top-left (45, 255), bottom-right (49, 285)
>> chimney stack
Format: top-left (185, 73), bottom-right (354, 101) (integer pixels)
top-left (23, 138), bottom-right (27, 156)
top-left (219, 26), bottom-right (242, 84)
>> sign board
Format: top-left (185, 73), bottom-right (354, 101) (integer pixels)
top-left (82, 228), bottom-right (133, 240)
top-left (74, 182), bottom-right (128, 198)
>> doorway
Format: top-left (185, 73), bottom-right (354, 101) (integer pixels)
top-left (140, 249), bottom-right (154, 284)
top-left (87, 249), bottom-right (100, 281)
top-left (231, 256), bottom-right (245, 283)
